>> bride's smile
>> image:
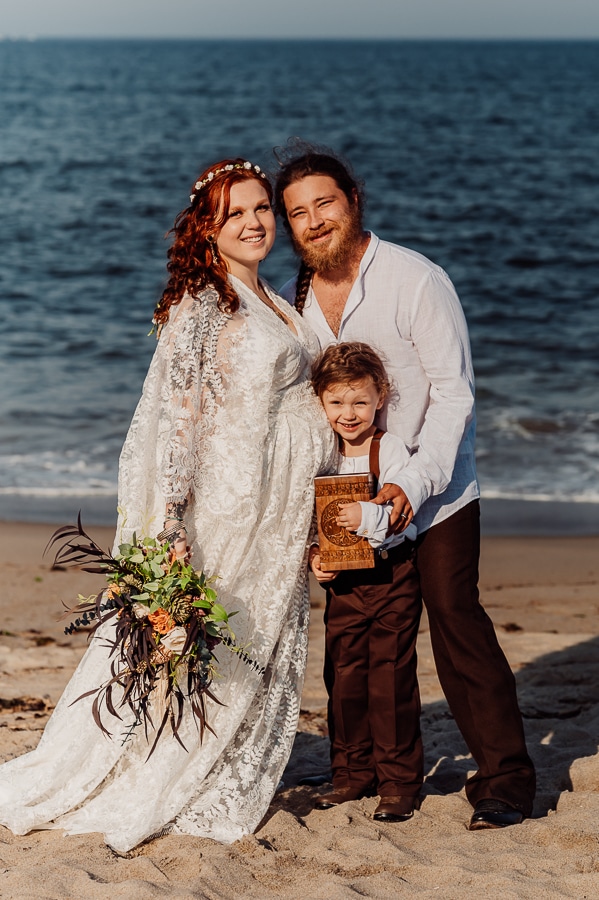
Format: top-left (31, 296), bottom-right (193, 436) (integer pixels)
top-left (216, 180), bottom-right (275, 275)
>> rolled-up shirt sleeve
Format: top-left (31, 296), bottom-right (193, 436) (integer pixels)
top-left (356, 501), bottom-right (417, 548)
top-left (355, 500), bottom-right (391, 547)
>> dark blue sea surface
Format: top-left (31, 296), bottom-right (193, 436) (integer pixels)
top-left (1, 39), bottom-right (598, 527)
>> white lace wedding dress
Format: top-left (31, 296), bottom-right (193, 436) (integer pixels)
top-left (0, 277), bottom-right (334, 852)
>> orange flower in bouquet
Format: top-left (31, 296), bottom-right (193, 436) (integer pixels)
top-left (148, 607), bottom-right (175, 634)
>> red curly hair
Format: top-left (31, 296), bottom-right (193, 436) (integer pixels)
top-left (153, 158), bottom-right (273, 325)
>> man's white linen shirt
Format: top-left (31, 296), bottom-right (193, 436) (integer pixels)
top-left (336, 432), bottom-right (418, 549)
top-left (280, 232), bottom-right (480, 533)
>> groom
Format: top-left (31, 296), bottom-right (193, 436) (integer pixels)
top-left (274, 148), bottom-right (536, 830)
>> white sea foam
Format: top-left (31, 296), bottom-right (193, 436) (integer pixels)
top-left (480, 489), bottom-right (599, 504)
top-left (0, 486), bottom-right (116, 497)
top-left (0, 452), bottom-right (117, 495)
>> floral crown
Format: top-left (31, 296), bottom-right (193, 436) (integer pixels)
top-left (189, 161), bottom-right (266, 204)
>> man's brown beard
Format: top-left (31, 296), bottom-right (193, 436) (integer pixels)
top-left (292, 204), bottom-right (363, 273)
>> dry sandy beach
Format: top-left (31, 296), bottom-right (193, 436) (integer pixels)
top-left (0, 520), bottom-right (597, 898)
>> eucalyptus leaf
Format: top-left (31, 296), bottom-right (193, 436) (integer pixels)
top-left (143, 581), bottom-right (161, 592)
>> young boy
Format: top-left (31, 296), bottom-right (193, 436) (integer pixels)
top-left (310, 342), bottom-right (422, 822)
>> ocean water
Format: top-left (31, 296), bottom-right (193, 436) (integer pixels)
top-left (1, 39), bottom-right (598, 527)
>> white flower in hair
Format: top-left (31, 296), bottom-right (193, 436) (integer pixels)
top-left (191, 161), bottom-right (265, 199)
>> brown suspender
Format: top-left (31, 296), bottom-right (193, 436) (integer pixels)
top-left (369, 428), bottom-right (385, 483)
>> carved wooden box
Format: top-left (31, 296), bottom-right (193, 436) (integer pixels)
top-left (314, 473), bottom-right (375, 571)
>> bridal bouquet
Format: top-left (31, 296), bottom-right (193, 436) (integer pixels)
top-left (48, 517), bottom-right (261, 757)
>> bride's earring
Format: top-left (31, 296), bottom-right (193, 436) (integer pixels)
top-left (207, 236), bottom-right (219, 264)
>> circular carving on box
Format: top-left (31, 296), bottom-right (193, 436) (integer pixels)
top-left (321, 500), bottom-right (361, 546)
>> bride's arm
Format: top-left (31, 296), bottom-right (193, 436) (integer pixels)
top-left (157, 298), bottom-right (206, 558)
top-left (157, 291), bottom-right (235, 557)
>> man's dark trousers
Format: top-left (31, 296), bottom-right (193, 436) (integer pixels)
top-left (416, 499), bottom-right (535, 815)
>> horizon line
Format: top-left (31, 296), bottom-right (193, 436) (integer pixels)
top-left (2, 35), bottom-right (599, 42)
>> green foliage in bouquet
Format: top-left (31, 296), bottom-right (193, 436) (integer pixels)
top-left (47, 516), bottom-right (263, 758)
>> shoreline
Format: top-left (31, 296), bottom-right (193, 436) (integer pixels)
top-left (1, 494), bottom-right (597, 536)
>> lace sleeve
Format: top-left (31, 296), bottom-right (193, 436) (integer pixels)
top-left (159, 291), bottom-right (228, 507)
top-left (115, 289), bottom-right (230, 547)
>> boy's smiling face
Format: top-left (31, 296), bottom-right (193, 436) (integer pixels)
top-left (320, 377), bottom-right (384, 450)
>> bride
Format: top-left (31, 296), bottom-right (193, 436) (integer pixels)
top-left (0, 159), bottom-right (335, 852)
